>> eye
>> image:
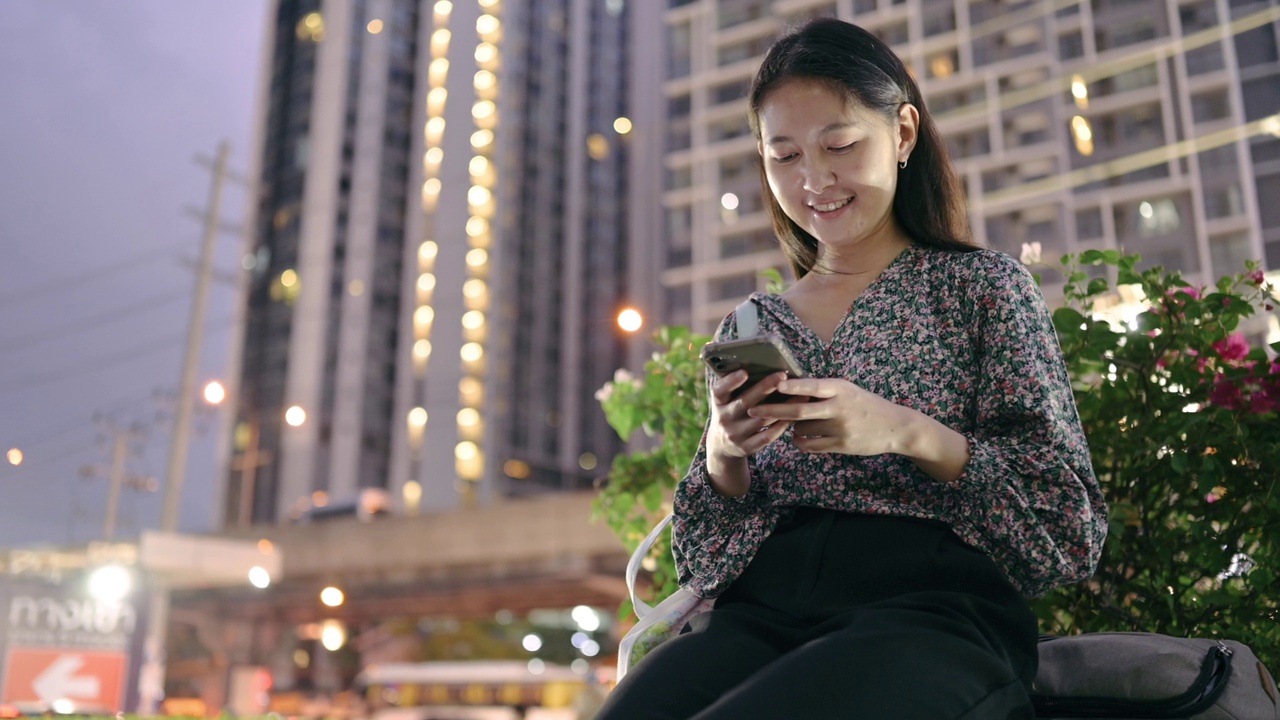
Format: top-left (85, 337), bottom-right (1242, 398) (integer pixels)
top-left (770, 153), bottom-right (798, 164)
top-left (830, 142), bottom-right (856, 153)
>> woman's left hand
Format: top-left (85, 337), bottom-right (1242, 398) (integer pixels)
top-left (747, 377), bottom-right (912, 456)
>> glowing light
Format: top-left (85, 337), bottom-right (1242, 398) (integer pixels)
top-left (6, 448), bottom-right (21, 466)
top-left (472, 100), bottom-right (496, 120)
top-left (572, 605), bottom-right (600, 631)
top-left (423, 178), bottom-right (442, 196)
top-left (88, 565), bottom-right (132, 602)
top-left (280, 269), bottom-right (298, 287)
top-left (471, 129), bottom-right (494, 149)
top-left (721, 192), bottom-right (739, 210)
top-left (419, 241), bottom-right (439, 262)
top-left (474, 69), bottom-right (497, 90)
top-left (458, 408), bottom-right (480, 426)
top-left (468, 185), bottom-right (492, 207)
top-left (462, 310), bottom-right (486, 329)
top-left (429, 58), bottom-right (450, 86)
top-left (613, 116), bottom-right (633, 134)
top-left (414, 339), bottom-right (432, 358)
top-left (414, 306), bottom-right (435, 326)
top-left (320, 620), bottom-right (346, 651)
top-left (460, 342), bottom-right (484, 362)
top-left (469, 155), bottom-right (490, 176)
top-left (403, 480), bottom-right (422, 508)
top-left (579, 452), bottom-right (598, 471)
top-left (203, 380), bottom-right (226, 405)
top-left (456, 441), bottom-right (479, 461)
top-left (1070, 116), bottom-right (1093, 142)
top-left (1071, 74), bottom-right (1089, 108)
top-left (522, 633), bottom-right (543, 652)
top-left (349, 279), bottom-right (364, 296)
top-left (418, 273), bottom-right (437, 292)
top-left (426, 116), bottom-right (446, 143)
top-left (617, 307), bottom-right (643, 332)
top-left (463, 279), bottom-right (487, 298)
top-left (285, 405), bottom-right (307, 427)
top-left (466, 217), bottom-right (489, 237)
top-left (431, 29), bottom-right (452, 56)
top-left (1139, 201), bottom-right (1154, 219)
top-left (504, 459), bottom-right (531, 479)
top-left (587, 133), bottom-right (609, 160)
top-left (476, 14), bottom-right (500, 36)
top-left (408, 407), bottom-right (428, 427)
top-left (366, 19), bottom-right (383, 34)
top-left (475, 42), bottom-right (498, 65)
top-left (320, 586), bottom-right (345, 607)
top-left (466, 248), bottom-right (489, 267)
top-left (427, 88), bottom-right (448, 116)
top-left (434, 0), bottom-right (453, 16)
top-left (249, 566), bottom-right (271, 588)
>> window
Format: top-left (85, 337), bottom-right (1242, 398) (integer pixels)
top-left (1234, 26), bottom-right (1279, 68)
top-left (1210, 233), bottom-right (1252, 276)
top-left (1191, 89), bottom-right (1231, 124)
top-left (1076, 207), bottom-right (1103, 238)
top-left (1184, 43), bottom-right (1225, 75)
top-left (1058, 31), bottom-right (1085, 61)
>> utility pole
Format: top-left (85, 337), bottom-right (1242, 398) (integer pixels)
top-left (80, 423), bottom-right (155, 540)
top-left (138, 140), bottom-right (235, 716)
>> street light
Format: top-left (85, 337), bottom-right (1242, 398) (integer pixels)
top-left (617, 307), bottom-right (643, 333)
top-left (203, 380), bottom-right (226, 405)
top-left (6, 448), bottom-right (21, 466)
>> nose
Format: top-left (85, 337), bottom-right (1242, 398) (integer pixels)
top-left (801, 157), bottom-right (835, 193)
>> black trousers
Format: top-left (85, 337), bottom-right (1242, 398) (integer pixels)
top-left (597, 509), bottom-right (1039, 720)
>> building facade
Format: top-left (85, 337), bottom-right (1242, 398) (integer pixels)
top-left (657, 0), bottom-right (1280, 335)
top-left (219, 0), bottom-right (656, 526)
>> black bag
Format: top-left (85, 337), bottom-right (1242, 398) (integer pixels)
top-left (1031, 632), bottom-right (1280, 719)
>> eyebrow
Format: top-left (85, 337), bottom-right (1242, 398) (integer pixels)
top-left (764, 121), bottom-right (859, 145)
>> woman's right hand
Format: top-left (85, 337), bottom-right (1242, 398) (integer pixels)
top-left (706, 371), bottom-right (794, 460)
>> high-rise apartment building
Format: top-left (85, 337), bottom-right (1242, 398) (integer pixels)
top-left (218, 0), bottom-right (654, 526)
top-left (658, 0), bottom-right (1280, 334)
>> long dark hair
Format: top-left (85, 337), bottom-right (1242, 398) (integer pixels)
top-left (748, 18), bottom-right (976, 279)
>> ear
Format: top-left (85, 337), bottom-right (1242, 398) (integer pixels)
top-left (757, 140), bottom-right (765, 157)
top-left (897, 103), bottom-right (920, 163)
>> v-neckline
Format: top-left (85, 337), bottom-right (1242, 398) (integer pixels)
top-left (756, 243), bottom-right (917, 350)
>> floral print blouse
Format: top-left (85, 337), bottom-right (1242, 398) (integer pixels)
top-left (672, 243), bottom-right (1107, 599)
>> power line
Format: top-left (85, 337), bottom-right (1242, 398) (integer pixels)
top-left (0, 315), bottom-right (234, 400)
top-left (0, 288), bottom-right (192, 355)
top-left (0, 243), bottom-right (187, 307)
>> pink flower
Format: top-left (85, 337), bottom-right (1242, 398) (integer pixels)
top-left (1205, 492), bottom-right (1221, 504)
top-left (1170, 286), bottom-right (1201, 300)
top-left (1212, 332), bottom-right (1250, 363)
top-left (1208, 378), bottom-right (1245, 411)
top-left (1248, 269), bottom-right (1265, 285)
top-left (1249, 391), bottom-right (1279, 414)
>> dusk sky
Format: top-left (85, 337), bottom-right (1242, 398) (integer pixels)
top-left (0, 2), bottom-right (267, 547)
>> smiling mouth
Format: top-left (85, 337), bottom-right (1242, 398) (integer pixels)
top-left (810, 197), bottom-right (853, 213)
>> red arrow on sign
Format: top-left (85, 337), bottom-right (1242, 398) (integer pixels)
top-left (32, 656), bottom-right (100, 704)
top-left (2, 649), bottom-right (125, 711)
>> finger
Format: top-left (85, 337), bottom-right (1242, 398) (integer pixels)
top-left (776, 377), bottom-right (843, 399)
top-left (749, 398), bottom-right (826, 422)
top-left (735, 372), bottom-right (789, 407)
top-left (711, 370), bottom-right (749, 404)
top-left (743, 420), bottom-right (790, 454)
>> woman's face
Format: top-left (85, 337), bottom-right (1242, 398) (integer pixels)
top-left (757, 78), bottom-right (915, 255)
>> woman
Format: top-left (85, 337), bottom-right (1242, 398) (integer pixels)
top-left (597, 17), bottom-right (1106, 720)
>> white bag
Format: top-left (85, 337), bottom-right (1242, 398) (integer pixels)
top-left (614, 514), bottom-right (714, 682)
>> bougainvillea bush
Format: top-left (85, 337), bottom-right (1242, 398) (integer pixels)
top-left (593, 252), bottom-right (1279, 668)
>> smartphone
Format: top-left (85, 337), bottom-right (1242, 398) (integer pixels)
top-left (700, 335), bottom-right (806, 403)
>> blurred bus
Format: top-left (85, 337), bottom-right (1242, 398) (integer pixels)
top-left (358, 660), bottom-right (596, 720)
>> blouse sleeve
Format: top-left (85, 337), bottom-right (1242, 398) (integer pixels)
top-left (946, 254), bottom-right (1108, 597)
top-left (671, 311), bottom-right (774, 598)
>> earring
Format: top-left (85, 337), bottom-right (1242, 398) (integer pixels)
top-left (899, 158), bottom-right (908, 169)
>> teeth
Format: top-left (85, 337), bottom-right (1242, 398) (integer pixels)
top-left (812, 197), bottom-right (851, 212)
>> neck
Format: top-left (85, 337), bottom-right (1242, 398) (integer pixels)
top-left (808, 224), bottom-right (911, 280)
